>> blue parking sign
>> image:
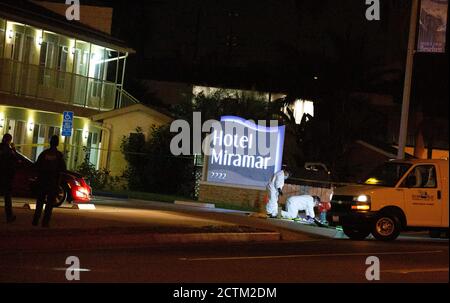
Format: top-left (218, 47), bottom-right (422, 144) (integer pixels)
top-left (62, 111), bottom-right (73, 137)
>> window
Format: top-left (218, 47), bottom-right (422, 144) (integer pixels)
top-left (10, 120), bottom-right (26, 153)
top-left (402, 165), bottom-right (437, 188)
top-left (85, 132), bottom-right (100, 167)
top-left (31, 124), bottom-right (46, 161)
top-left (72, 48), bottom-right (89, 106)
top-left (0, 26), bottom-right (5, 58)
top-left (12, 32), bottom-right (23, 61)
top-left (39, 42), bottom-right (49, 85)
top-left (362, 162), bottom-right (412, 187)
top-left (57, 46), bottom-right (68, 88)
top-left (38, 42), bottom-right (47, 85)
top-left (73, 48), bottom-right (82, 74)
top-left (39, 41), bottom-right (47, 66)
top-left (23, 35), bottom-right (34, 64)
top-left (57, 46), bottom-right (68, 71)
top-left (74, 40), bottom-right (90, 76)
top-left (38, 41), bottom-right (56, 86)
top-left (91, 54), bottom-right (104, 98)
top-left (48, 126), bottom-right (60, 139)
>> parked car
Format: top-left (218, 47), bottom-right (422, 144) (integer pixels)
top-left (11, 151), bottom-right (92, 207)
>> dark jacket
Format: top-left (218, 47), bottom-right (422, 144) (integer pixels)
top-left (0, 142), bottom-right (17, 186)
top-left (35, 147), bottom-right (67, 192)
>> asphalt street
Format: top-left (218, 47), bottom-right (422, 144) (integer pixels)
top-left (0, 238), bottom-right (447, 282)
top-left (0, 196), bottom-right (448, 283)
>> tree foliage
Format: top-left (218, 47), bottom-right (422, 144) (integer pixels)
top-left (121, 125), bottom-right (195, 197)
top-left (173, 89), bottom-right (271, 121)
top-left (76, 159), bottom-right (123, 191)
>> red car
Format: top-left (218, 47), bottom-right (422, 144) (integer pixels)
top-left (11, 151), bottom-right (92, 207)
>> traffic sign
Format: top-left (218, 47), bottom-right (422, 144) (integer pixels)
top-left (62, 111), bottom-right (74, 137)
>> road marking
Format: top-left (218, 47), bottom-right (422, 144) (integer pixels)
top-left (0, 265), bottom-right (93, 272)
top-left (179, 250), bottom-right (444, 261)
top-left (382, 267), bottom-right (449, 274)
top-left (52, 267), bottom-right (91, 272)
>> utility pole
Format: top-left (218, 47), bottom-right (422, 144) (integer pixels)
top-left (397, 0), bottom-right (419, 159)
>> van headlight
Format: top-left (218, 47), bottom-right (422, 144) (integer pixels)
top-left (354, 194), bottom-right (370, 202)
top-left (351, 195), bottom-right (371, 211)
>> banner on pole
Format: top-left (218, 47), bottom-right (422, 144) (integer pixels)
top-left (417, 0), bottom-right (448, 53)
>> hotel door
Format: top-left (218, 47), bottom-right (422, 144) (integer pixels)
top-left (68, 129), bottom-right (83, 170)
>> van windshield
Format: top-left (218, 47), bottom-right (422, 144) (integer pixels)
top-left (361, 162), bottom-right (412, 187)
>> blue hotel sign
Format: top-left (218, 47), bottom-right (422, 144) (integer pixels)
top-left (206, 116), bottom-right (285, 188)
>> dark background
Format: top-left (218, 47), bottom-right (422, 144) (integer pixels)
top-left (34, 0), bottom-right (448, 120)
top-left (110, 0), bottom-right (447, 118)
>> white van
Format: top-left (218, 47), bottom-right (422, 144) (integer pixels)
top-left (327, 159), bottom-right (449, 241)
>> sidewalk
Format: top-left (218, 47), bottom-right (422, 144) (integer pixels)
top-left (91, 197), bottom-right (328, 241)
top-left (3, 196), bottom-right (441, 253)
top-left (92, 197), bottom-right (344, 238)
top-left (92, 197), bottom-right (448, 243)
top-left (0, 202), bottom-right (281, 252)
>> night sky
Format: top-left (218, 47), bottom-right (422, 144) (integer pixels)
top-left (36, 0), bottom-right (448, 118)
top-left (110, 1), bottom-right (447, 111)
top-left (112, 1), bottom-right (412, 90)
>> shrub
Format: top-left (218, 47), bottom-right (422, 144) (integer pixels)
top-left (76, 159), bottom-right (124, 191)
top-left (121, 125), bottom-right (196, 198)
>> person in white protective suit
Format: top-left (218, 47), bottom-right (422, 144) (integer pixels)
top-left (266, 168), bottom-right (290, 218)
top-left (281, 195), bottom-right (321, 222)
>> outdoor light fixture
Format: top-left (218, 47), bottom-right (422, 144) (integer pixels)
top-left (0, 117), bottom-right (4, 128)
top-left (37, 36), bottom-right (43, 45)
top-left (313, 76), bottom-right (319, 80)
top-left (8, 29), bottom-right (13, 39)
top-left (28, 121), bottom-right (34, 132)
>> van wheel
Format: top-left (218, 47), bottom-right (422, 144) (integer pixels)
top-left (343, 226), bottom-right (371, 240)
top-left (372, 214), bottom-right (401, 241)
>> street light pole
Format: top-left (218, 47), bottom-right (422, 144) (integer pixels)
top-left (397, 0), bottom-right (420, 159)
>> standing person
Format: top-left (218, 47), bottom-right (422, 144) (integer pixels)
top-left (266, 167), bottom-right (290, 218)
top-left (0, 134), bottom-right (17, 223)
top-left (32, 135), bottom-right (66, 227)
top-left (281, 195), bottom-right (320, 223)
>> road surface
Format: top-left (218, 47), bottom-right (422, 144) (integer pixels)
top-left (0, 196), bottom-right (447, 283)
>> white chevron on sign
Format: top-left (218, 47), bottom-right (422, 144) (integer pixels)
top-left (210, 172), bottom-right (227, 179)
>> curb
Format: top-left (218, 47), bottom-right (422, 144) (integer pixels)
top-left (4, 203), bottom-right (93, 210)
top-left (261, 217), bottom-right (348, 239)
top-left (174, 200), bottom-right (215, 208)
top-left (0, 231), bottom-right (281, 253)
top-left (91, 191), bottom-right (129, 199)
top-left (151, 232), bottom-right (281, 243)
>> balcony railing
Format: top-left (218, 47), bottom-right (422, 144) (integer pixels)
top-left (119, 89), bottom-right (140, 108)
top-left (0, 58), bottom-right (119, 111)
